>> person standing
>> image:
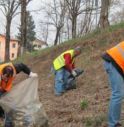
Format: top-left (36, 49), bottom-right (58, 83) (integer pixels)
top-left (102, 41), bottom-right (124, 127)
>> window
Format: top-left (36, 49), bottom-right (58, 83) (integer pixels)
top-left (12, 43), bottom-right (16, 48)
top-left (38, 45), bottom-right (41, 48)
top-left (12, 53), bottom-right (14, 58)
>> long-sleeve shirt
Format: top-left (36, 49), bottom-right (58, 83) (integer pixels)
top-left (13, 63), bottom-right (31, 75)
top-left (63, 53), bottom-right (75, 72)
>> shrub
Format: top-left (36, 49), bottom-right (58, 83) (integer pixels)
top-left (80, 99), bottom-right (88, 110)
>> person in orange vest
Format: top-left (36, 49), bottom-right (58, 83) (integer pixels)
top-left (102, 41), bottom-right (124, 127)
top-left (0, 62), bottom-right (37, 127)
top-left (52, 46), bottom-right (82, 96)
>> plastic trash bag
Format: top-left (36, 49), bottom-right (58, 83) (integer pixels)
top-left (65, 74), bottom-right (76, 90)
top-left (66, 69), bottom-right (84, 90)
top-left (0, 77), bottom-right (48, 127)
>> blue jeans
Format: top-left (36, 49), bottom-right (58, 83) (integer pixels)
top-left (4, 113), bottom-right (13, 127)
top-left (54, 68), bottom-right (70, 95)
top-left (0, 92), bottom-right (13, 127)
top-left (104, 61), bottom-right (124, 127)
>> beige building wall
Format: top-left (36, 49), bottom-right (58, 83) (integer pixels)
top-left (10, 40), bottom-right (19, 60)
top-left (33, 39), bottom-right (48, 50)
top-left (0, 35), bottom-right (19, 62)
top-left (0, 36), bottom-right (6, 62)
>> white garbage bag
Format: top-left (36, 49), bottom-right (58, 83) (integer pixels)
top-left (0, 77), bottom-right (48, 127)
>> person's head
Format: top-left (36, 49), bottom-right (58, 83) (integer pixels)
top-left (73, 46), bottom-right (82, 57)
top-left (1, 66), bottom-right (14, 82)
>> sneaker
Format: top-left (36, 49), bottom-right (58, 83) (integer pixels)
top-left (54, 89), bottom-right (65, 96)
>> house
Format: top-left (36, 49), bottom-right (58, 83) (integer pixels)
top-left (32, 39), bottom-right (48, 50)
top-left (0, 34), bottom-right (19, 62)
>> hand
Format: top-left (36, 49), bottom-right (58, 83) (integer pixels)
top-left (71, 70), bottom-right (77, 77)
top-left (29, 72), bottom-right (38, 78)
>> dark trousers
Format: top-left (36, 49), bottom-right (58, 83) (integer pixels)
top-left (0, 91), bottom-right (13, 127)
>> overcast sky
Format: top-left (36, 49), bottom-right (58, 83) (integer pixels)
top-left (0, 0), bottom-right (123, 45)
top-left (0, 0), bottom-right (55, 45)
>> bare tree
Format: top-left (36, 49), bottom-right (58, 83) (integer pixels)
top-left (66, 16), bottom-right (70, 39)
top-left (39, 20), bottom-right (49, 43)
top-left (42, 0), bottom-right (67, 45)
top-left (20, 0), bottom-right (32, 55)
top-left (0, 0), bottom-right (20, 61)
top-left (65, 0), bottom-right (85, 38)
top-left (54, 0), bottom-right (67, 45)
top-left (111, 7), bottom-right (124, 24)
top-left (79, 0), bottom-right (94, 36)
top-left (109, 0), bottom-right (122, 24)
top-left (20, 0), bottom-right (26, 55)
top-left (98, 0), bottom-right (111, 29)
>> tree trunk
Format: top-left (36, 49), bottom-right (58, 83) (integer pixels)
top-left (66, 17), bottom-right (70, 40)
top-left (5, 17), bottom-right (12, 62)
top-left (54, 27), bottom-right (61, 45)
top-left (20, 0), bottom-right (27, 55)
top-left (99, 0), bottom-right (110, 29)
top-left (72, 16), bottom-right (77, 38)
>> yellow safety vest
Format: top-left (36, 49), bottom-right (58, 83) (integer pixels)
top-left (53, 50), bottom-right (74, 70)
top-left (0, 62), bottom-right (16, 91)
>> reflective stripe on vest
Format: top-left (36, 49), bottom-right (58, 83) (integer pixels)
top-left (53, 50), bottom-right (74, 70)
top-left (117, 44), bottom-right (124, 58)
top-left (107, 41), bottom-right (124, 71)
top-left (0, 63), bottom-right (16, 91)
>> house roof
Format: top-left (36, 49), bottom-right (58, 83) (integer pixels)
top-left (34, 38), bottom-right (48, 46)
top-left (0, 34), bottom-right (18, 42)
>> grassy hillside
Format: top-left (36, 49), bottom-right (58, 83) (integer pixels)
top-left (7, 22), bottom-right (124, 127)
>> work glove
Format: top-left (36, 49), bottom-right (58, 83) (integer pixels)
top-left (71, 70), bottom-right (77, 77)
top-left (29, 72), bottom-right (38, 78)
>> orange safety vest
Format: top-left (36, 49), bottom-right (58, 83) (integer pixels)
top-left (0, 63), bottom-right (16, 92)
top-left (107, 41), bottom-right (124, 72)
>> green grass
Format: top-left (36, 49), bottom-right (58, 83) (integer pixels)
top-left (13, 53), bottom-right (30, 63)
top-left (80, 99), bottom-right (89, 110)
top-left (84, 117), bottom-right (93, 127)
top-left (82, 114), bottom-right (107, 127)
top-left (81, 22), bottom-right (124, 43)
top-left (13, 46), bottom-right (53, 63)
top-left (108, 22), bottom-right (124, 32)
top-left (59, 22), bottom-right (124, 47)
top-left (12, 21), bottom-right (124, 64)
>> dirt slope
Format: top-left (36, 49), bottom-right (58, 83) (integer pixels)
top-left (13, 28), bottom-right (124, 127)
